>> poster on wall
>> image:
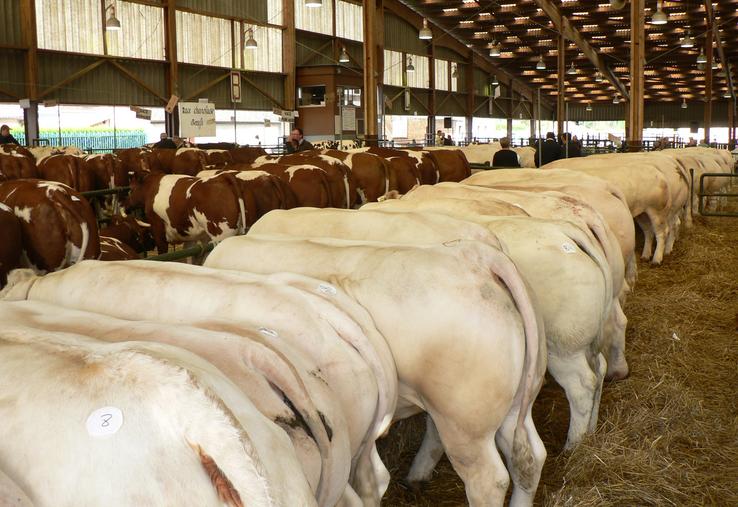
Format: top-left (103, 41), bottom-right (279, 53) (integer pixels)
top-left (341, 107), bottom-right (356, 131)
top-left (179, 101), bottom-right (216, 137)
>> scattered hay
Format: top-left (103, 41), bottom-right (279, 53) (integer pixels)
top-left (378, 217), bottom-right (738, 506)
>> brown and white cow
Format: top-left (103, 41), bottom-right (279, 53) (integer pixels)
top-left (229, 146), bottom-right (268, 164)
top-left (244, 162), bottom-right (333, 208)
top-left (0, 179), bottom-right (100, 273)
top-left (0, 204), bottom-right (22, 287)
top-left (99, 213), bottom-right (155, 254)
top-left (99, 236), bottom-right (140, 260)
top-left (36, 154), bottom-right (89, 191)
top-left (321, 150), bottom-right (391, 204)
top-left (127, 171), bottom-right (256, 254)
top-left (0, 147), bottom-right (37, 181)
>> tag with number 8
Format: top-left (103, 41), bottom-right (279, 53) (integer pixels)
top-left (86, 406), bottom-right (124, 438)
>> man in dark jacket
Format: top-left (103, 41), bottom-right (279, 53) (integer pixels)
top-left (535, 132), bottom-right (561, 167)
top-left (0, 125), bottom-right (20, 145)
top-left (492, 137), bottom-right (520, 167)
top-left (285, 127), bottom-right (314, 153)
top-left (561, 133), bottom-right (581, 158)
top-left (153, 132), bottom-right (177, 149)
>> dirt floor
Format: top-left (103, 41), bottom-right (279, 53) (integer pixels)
top-left (378, 216), bottom-right (738, 506)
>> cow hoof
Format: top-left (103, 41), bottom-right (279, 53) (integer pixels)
top-left (605, 368), bottom-right (629, 382)
top-left (399, 478), bottom-right (427, 494)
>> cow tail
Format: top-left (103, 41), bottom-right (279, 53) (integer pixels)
top-left (380, 158), bottom-right (391, 195)
top-left (342, 168), bottom-right (351, 209)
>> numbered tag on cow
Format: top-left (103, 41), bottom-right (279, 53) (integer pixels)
top-left (561, 243), bottom-right (577, 254)
top-left (317, 283), bottom-right (337, 296)
top-left (258, 327), bottom-right (279, 338)
top-left (86, 406), bottom-right (124, 438)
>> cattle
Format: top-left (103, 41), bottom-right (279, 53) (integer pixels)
top-left (347, 147), bottom-right (426, 190)
top-left (99, 213), bottom-right (154, 254)
top-left (204, 149), bottom-right (234, 167)
top-left (251, 207), bottom-right (614, 449)
top-left (28, 145), bottom-right (84, 161)
top-left (0, 204), bottom-right (22, 287)
top-left (99, 236), bottom-right (140, 260)
top-left (321, 149), bottom-right (390, 204)
top-left (0, 179), bottom-right (100, 273)
top-left (1, 261), bottom-right (397, 505)
top-left (244, 162), bottom-right (333, 208)
top-left (204, 235), bottom-right (547, 506)
top-left (0, 320), bottom-right (316, 506)
top-left (253, 152), bottom-right (358, 208)
top-left (407, 148), bottom-right (472, 182)
top-left (115, 147), bottom-right (160, 179)
top-left (0, 466), bottom-right (33, 507)
top-left (0, 147), bottom-right (37, 180)
top-left (198, 168), bottom-right (298, 218)
top-left (82, 153), bottom-right (125, 190)
top-left (127, 172), bottom-right (256, 254)
top-left (36, 154), bottom-right (89, 190)
top-left (463, 168), bottom-right (637, 288)
top-left (228, 146), bottom-right (267, 164)
top-left (148, 148), bottom-right (209, 176)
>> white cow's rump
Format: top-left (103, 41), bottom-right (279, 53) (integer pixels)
top-left (205, 235), bottom-right (547, 506)
top-left (0, 323), bottom-right (306, 507)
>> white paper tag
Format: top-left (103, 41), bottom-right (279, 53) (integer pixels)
top-left (259, 327), bottom-right (278, 337)
top-left (561, 243), bottom-right (577, 254)
top-left (318, 283), bottom-right (337, 296)
top-left (86, 406), bottom-right (123, 438)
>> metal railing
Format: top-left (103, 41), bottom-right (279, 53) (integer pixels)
top-left (698, 173), bottom-right (738, 217)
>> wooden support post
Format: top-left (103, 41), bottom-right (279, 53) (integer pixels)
top-left (465, 52), bottom-right (474, 142)
top-left (427, 37), bottom-right (436, 145)
top-left (164, 0), bottom-right (179, 137)
top-left (20, 0), bottom-right (39, 145)
top-left (626, 0), bottom-right (644, 151)
top-left (557, 32), bottom-right (565, 138)
top-left (362, 0), bottom-right (383, 145)
top-left (728, 99), bottom-right (735, 148)
top-left (506, 84), bottom-right (513, 140)
top-left (283, 0), bottom-right (296, 113)
top-left (704, 22), bottom-right (713, 145)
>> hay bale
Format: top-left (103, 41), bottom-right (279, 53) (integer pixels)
top-left (379, 217), bottom-right (738, 506)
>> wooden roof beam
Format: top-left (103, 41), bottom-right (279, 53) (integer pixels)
top-left (531, 0), bottom-right (630, 100)
top-left (705, 0), bottom-right (734, 100)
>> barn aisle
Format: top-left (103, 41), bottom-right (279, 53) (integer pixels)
top-left (378, 217), bottom-right (738, 506)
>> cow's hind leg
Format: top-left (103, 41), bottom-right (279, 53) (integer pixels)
top-left (495, 405), bottom-right (546, 507)
top-left (431, 414), bottom-right (511, 507)
top-left (548, 350), bottom-right (601, 449)
top-left (351, 443), bottom-right (389, 506)
top-left (635, 214), bottom-right (654, 260)
top-left (406, 415), bottom-right (443, 485)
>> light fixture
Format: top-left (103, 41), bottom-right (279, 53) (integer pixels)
top-left (105, 2), bottom-right (121, 31)
top-left (712, 60), bottom-right (719, 70)
top-left (697, 62), bottom-right (705, 71)
top-left (245, 28), bottom-right (258, 50)
top-left (419, 18), bottom-right (433, 40)
top-left (305, 0), bottom-right (323, 7)
top-left (338, 47), bottom-right (350, 63)
top-left (650, 0), bottom-right (668, 25)
top-left (725, 92), bottom-right (732, 99)
top-left (680, 30), bottom-right (694, 48)
top-left (519, 111), bottom-right (523, 119)
top-left (492, 75), bottom-right (499, 86)
top-left (613, 95), bottom-right (620, 104)
top-left (586, 103), bottom-right (593, 112)
top-left (489, 40), bottom-right (501, 57)
top-left (406, 56), bottom-right (415, 73)
top-left (681, 98), bottom-right (687, 109)
top-left (595, 71), bottom-right (603, 82)
top-left (536, 54), bottom-right (546, 70)
top-left (452, 64), bottom-right (459, 79)
top-left (696, 48), bottom-right (707, 64)
top-left (567, 61), bottom-right (577, 75)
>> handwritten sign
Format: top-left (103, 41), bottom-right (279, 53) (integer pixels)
top-left (178, 101), bottom-right (216, 138)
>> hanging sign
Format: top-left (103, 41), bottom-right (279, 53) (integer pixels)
top-left (230, 71), bottom-right (242, 103)
top-left (135, 108), bottom-right (152, 121)
top-left (165, 94), bottom-right (179, 114)
top-left (178, 101), bottom-right (216, 137)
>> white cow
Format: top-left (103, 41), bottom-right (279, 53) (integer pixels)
top-left (2, 262), bottom-right (397, 506)
top-left (204, 235), bottom-right (548, 506)
top-left (251, 208), bottom-right (612, 450)
top-left (0, 322), bottom-right (315, 507)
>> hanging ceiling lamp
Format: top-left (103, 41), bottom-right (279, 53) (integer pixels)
top-left (725, 91), bottom-right (733, 99)
top-left (245, 28), bottom-right (258, 50)
top-left (595, 71), bottom-right (603, 82)
top-left (650, 0), bottom-right (668, 25)
top-left (680, 30), bottom-right (694, 48)
top-left (696, 48), bottom-right (707, 64)
top-left (586, 103), bottom-right (593, 112)
top-left (406, 56), bottom-right (415, 73)
top-left (338, 47), bottom-right (350, 63)
top-left (681, 98), bottom-right (688, 109)
top-left (567, 61), bottom-right (577, 75)
top-left (305, 0), bottom-right (323, 7)
top-left (536, 54), bottom-right (546, 70)
top-left (419, 18), bottom-right (433, 40)
top-left (492, 75), bottom-right (499, 86)
top-left (613, 95), bottom-right (620, 104)
top-left (712, 59), bottom-right (719, 70)
top-left (452, 64), bottom-right (459, 79)
top-left (105, 2), bottom-right (121, 31)
top-left (489, 40), bottom-right (501, 57)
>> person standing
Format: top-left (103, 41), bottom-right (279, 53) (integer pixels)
top-left (443, 133), bottom-right (454, 146)
top-left (153, 132), bottom-right (177, 149)
top-left (535, 132), bottom-right (561, 167)
top-left (491, 137), bottom-right (520, 168)
top-left (285, 127), bottom-right (314, 153)
top-left (0, 125), bottom-right (20, 145)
